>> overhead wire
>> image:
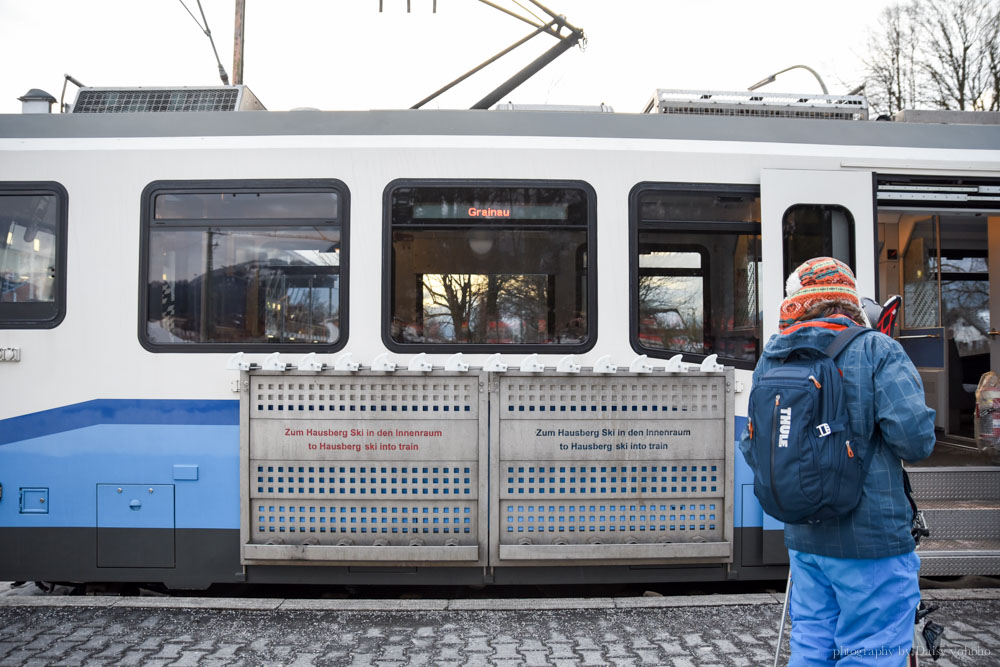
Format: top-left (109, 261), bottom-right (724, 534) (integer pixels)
top-left (512, 0), bottom-right (546, 26)
top-left (177, 0), bottom-right (230, 85)
top-left (477, 0), bottom-right (543, 29)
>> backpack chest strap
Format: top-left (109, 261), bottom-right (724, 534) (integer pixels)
top-left (816, 418), bottom-right (848, 438)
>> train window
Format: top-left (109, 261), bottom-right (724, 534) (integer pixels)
top-left (631, 185), bottom-right (761, 368)
top-left (782, 204), bottom-right (855, 279)
top-left (140, 180), bottom-right (349, 352)
top-left (385, 182), bottom-right (595, 351)
top-left (0, 183), bottom-right (68, 329)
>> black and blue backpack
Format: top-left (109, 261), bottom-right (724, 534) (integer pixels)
top-left (746, 325), bottom-right (875, 524)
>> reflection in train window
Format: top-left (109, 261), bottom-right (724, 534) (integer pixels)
top-left (632, 185), bottom-right (761, 368)
top-left (141, 181), bottom-right (348, 351)
top-left (386, 182), bottom-right (595, 351)
top-left (900, 214), bottom-right (990, 345)
top-left (0, 183), bottom-right (68, 329)
top-left (638, 247), bottom-right (707, 354)
top-left (902, 215), bottom-right (940, 329)
top-left (939, 249), bottom-right (989, 355)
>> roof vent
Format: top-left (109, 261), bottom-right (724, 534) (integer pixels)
top-left (18, 89), bottom-right (57, 114)
top-left (644, 89), bottom-right (868, 121)
top-left (70, 85), bottom-right (265, 113)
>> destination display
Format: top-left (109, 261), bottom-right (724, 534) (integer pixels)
top-left (412, 203), bottom-right (569, 220)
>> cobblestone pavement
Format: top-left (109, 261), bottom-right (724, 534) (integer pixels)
top-left (1, 590), bottom-right (998, 666)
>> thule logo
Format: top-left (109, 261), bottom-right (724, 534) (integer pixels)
top-left (778, 407), bottom-right (792, 448)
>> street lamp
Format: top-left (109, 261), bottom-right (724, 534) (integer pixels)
top-left (748, 65), bottom-right (829, 95)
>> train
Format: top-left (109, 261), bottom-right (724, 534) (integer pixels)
top-left (1, 86), bottom-right (999, 589)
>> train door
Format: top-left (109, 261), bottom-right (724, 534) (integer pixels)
top-left (875, 177), bottom-right (1000, 575)
top-left (877, 178), bottom-right (1000, 458)
top-left (760, 170), bottom-right (876, 339)
top-left (747, 170), bottom-right (875, 565)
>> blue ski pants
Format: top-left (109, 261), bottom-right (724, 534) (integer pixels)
top-left (787, 549), bottom-right (921, 666)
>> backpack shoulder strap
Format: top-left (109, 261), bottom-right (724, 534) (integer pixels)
top-left (823, 325), bottom-right (872, 359)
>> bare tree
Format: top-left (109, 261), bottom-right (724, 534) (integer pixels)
top-left (919, 0), bottom-right (999, 110)
top-left (863, 0), bottom-right (1000, 114)
top-left (863, 3), bottom-right (921, 115)
top-left (422, 273), bottom-right (475, 342)
top-left (983, 5), bottom-right (1000, 107)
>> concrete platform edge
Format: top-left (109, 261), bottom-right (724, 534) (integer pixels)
top-left (1, 589), bottom-right (998, 610)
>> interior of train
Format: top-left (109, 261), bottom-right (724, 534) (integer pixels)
top-left (877, 178), bottom-right (1000, 467)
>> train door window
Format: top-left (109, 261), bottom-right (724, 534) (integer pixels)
top-left (940, 247), bottom-right (989, 350)
top-left (631, 184), bottom-right (761, 368)
top-left (899, 215), bottom-right (989, 341)
top-left (140, 180), bottom-right (348, 352)
top-left (782, 204), bottom-right (855, 278)
top-left (385, 181), bottom-right (595, 352)
top-left (0, 183), bottom-right (68, 329)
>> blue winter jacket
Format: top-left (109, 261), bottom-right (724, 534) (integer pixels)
top-left (738, 316), bottom-right (936, 559)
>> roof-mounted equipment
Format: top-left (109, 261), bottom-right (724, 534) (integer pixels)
top-left (70, 85), bottom-right (265, 113)
top-left (644, 89), bottom-right (868, 121)
top-left (493, 103), bottom-right (613, 112)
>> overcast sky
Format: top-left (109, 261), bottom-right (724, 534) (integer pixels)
top-left (0, 0), bottom-right (896, 114)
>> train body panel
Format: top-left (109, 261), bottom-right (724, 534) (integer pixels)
top-left (1, 109), bottom-right (999, 585)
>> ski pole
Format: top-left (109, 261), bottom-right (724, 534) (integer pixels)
top-left (775, 569), bottom-right (792, 667)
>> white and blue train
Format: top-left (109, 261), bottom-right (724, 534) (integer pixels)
top-left (1, 87), bottom-right (998, 588)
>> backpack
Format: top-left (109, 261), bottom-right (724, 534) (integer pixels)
top-left (746, 326), bottom-right (875, 524)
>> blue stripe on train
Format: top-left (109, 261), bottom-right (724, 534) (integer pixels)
top-left (733, 415), bottom-right (769, 530)
top-left (0, 399), bottom-right (238, 446)
top-left (0, 400), bottom-right (239, 529)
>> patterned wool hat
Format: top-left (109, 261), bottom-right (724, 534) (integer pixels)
top-left (779, 257), bottom-right (860, 330)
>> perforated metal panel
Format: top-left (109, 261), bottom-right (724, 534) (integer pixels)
top-left (241, 371), bottom-right (486, 565)
top-left (241, 368), bottom-right (733, 568)
top-left (251, 461), bottom-right (476, 499)
top-left (491, 372), bottom-right (734, 565)
top-left (253, 500), bottom-right (475, 538)
top-left (500, 461), bottom-right (721, 498)
top-left (502, 499), bottom-right (722, 539)
top-left (500, 377), bottom-right (726, 416)
top-left (251, 378), bottom-right (478, 415)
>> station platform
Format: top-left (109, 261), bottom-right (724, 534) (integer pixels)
top-left (1, 583), bottom-right (999, 665)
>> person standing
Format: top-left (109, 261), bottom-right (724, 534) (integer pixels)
top-left (740, 257), bottom-right (936, 665)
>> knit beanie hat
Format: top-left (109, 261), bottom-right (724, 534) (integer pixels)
top-left (779, 257), bottom-right (860, 331)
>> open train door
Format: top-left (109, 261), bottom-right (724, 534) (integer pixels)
top-left (749, 169), bottom-right (875, 565)
top-left (876, 177), bottom-right (1000, 446)
top-left (760, 169), bottom-right (876, 339)
top-left (875, 176), bottom-right (1000, 575)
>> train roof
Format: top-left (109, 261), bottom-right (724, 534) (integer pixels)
top-left (1, 108), bottom-right (1000, 152)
